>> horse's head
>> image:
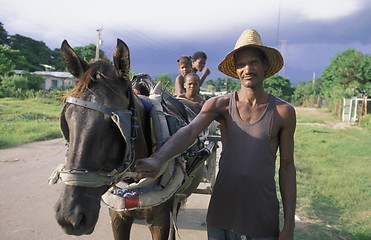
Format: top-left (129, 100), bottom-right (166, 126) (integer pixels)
top-left (55, 39), bottom-right (134, 235)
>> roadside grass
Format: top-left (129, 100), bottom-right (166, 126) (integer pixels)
top-left (291, 109), bottom-right (371, 239)
top-left (296, 114), bottom-right (326, 124)
top-left (0, 97), bottom-right (63, 149)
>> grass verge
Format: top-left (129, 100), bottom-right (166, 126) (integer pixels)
top-left (0, 97), bottom-right (63, 149)
top-left (292, 108), bottom-right (371, 239)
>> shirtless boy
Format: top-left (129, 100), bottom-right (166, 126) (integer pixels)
top-left (178, 73), bottom-right (205, 105)
top-left (174, 55), bottom-right (192, 96)
top-left (192, 51), bottom-right (211, 86)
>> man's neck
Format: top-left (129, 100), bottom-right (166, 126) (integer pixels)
top-left (237, 87), bottom-right (268, 106)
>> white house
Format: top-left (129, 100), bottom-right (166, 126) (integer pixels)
top-left (12, 70), bottom-right (75, 90)
top-left (33, 71), bottom-right (75, 89)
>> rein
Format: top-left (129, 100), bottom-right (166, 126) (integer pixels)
top-left (49, 93), bottom-right (140, 187)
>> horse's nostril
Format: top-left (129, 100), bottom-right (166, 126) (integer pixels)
top-left (71, 214), bottom-right (86, 228)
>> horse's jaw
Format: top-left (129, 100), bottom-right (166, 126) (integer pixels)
top-left (55, 185), bottom-right (106, 235)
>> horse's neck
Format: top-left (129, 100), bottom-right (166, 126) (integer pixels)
top-left (132, 95), bottom-right (151, 158)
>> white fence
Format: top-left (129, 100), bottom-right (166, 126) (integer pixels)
top-left (342, 97), bottom-right (371, 122)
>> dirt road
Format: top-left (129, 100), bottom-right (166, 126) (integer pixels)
top-left (0, 138), bottom-right (211, 240)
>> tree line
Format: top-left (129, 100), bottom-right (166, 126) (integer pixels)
top-left (1, 22), bottom-right (370, 124)
top-left (0, 22), bottom-right (104, 73)
top-left (294, 49), bottom-right (370, 118)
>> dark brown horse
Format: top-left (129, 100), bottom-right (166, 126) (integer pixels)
top-left (51, 39), bottom-right (212, 240)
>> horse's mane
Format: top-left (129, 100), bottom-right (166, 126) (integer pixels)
top-left (64, 61), bottom-right (128, 100)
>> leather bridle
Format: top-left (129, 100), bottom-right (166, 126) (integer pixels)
top-left (49, 94), bottom-right (140, 187)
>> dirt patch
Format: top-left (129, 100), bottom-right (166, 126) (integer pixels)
top-left (295, 107), bottom-right (362, 130)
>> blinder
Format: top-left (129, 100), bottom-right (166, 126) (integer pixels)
top-left (49, 96), bottom-right (138, 187)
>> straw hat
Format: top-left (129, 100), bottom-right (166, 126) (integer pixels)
top-left (218, 29), bottom-right (283, 79)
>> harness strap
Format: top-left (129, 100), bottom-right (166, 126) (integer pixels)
top-left (65, 96), bottom-right (115, 116)
top-left (48, 163), bottom-right (139, 187)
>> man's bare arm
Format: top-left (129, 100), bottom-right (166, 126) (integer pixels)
top-left (278, 104), bottom-right (297, 240)
top-left (134, 97), bottom-right (222, 179)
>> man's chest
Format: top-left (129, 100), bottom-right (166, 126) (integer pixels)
top-left (236, 101), bottom-right (268, 123)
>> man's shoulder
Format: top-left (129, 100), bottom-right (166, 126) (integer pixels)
top-left (271, 95), bottom-right (296, 120)
top-left (271, 95), bottom-right (294, 109)
top-left (206, 93), bottom-right (233, 106)
top-left (201, 93), bottom-right (233, 119)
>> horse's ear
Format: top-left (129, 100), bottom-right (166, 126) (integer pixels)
top-left (60, 40), bottom-right (90, 78)
top-left (113, 39), bottom-right (130, 80)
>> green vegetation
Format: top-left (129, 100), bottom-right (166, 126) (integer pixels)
top-left (293, 49), bottom-right (370, 116)
top-left (264, 75), bottom-right (295, 102)
top-left (0, 22), bottom-right (106, 73)
top-left (73, 44), bottom-right (105, 64)
top-left (291, 109), bottom-right (371, 240)
top-left (0, 97), bottom-right (63, 148)
top-left (203, 77), bottom-right (240, 93)
top-left (156, 74), bottom-right (175, 93)
top-left (0, 74), bottom-right (45, 98)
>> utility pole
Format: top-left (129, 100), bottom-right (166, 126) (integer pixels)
top-left (95, 28), bottom-right (103, 61)
top-left (225, 76), bottom-right (228, 92)
top-left (279, 40), bottom-right (287, 77)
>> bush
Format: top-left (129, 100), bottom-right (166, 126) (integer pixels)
top-left (359, 114), bottom-right (371, 131)
top-left (23, 73), bottom-right (44, 90)
top-left (0, 74), bottom-right (28, 97)
top-left (0, 73), bottom-right (52, 98)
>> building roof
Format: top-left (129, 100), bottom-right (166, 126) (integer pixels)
top-left (12, 70), bottom-right (74, 79)
top-left (12, 70), bottom-right (28, 74)
top-left (33, 71), bottom-right (74, 78)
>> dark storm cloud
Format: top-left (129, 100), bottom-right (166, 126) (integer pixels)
top-left (2, 0), bottom-right (370, 84)
top-left (277, 8), bottom-right (371, 45)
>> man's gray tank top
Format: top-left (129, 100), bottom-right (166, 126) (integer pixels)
top-left (207, 91), bottom-right (279, 238)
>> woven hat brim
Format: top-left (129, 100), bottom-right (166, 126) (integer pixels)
top-left (218, 45), bottom-right (284, 79)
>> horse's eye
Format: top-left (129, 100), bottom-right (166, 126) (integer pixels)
top-left (93, 73), bottom-right (101, 81)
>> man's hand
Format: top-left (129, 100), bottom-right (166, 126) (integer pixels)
top-left (134, 157), bottom-right (163, 179)
top-left (278, 224), bottom-right (294, 240)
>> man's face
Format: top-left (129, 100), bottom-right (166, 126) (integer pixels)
top-left (192, 58), bottom-right (206, 71)
top-left (235, 48), bottom-right (267, 89)
top-left (184, 76), bottom-right (200, 96)
top-left (179, 63), bottom-right (192, 76)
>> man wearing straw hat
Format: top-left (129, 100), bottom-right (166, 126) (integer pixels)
top-left (135, 29), bottom-right (297, 240)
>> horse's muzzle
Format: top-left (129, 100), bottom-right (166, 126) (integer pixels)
top-left (55, 185), bottom-right (105, 235)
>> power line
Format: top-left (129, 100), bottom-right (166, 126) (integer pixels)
top-left (275, 0), bottom-right (282, 48)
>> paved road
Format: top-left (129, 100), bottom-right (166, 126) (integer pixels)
top-left (0, 138), bottom-right (213, 240)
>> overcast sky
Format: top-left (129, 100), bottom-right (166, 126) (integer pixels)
top-left (1, 0), bottom-right (370, 84)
